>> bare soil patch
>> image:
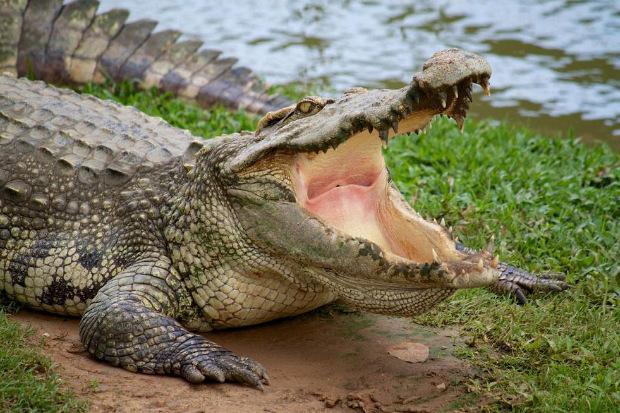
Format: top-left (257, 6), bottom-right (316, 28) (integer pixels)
top-left (12, 307), bottom-right (477, 412)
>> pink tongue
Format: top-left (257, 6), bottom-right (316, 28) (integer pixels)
top-left (304, 176), bottom-right (392, 252)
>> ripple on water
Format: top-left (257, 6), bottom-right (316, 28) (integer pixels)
top-left (99, 0), bottom-right (620, 148)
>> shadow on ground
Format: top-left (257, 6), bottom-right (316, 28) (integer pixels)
top-left (13, 307), bottom-right (478, 412)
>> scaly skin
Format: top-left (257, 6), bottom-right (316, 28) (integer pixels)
top-left (0, 47), bottom-right (568, 388)
top-left (0, 2), bottom-right (569, 388)
top-left (0, 0), bottom-right (290, 114)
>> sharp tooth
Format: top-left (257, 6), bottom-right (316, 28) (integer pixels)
top-left (456, 117), bottom-right (465, 132)
top-left (391, 119), bottom-right (399, 134)
top-left (453, 85), bottom-right (458, 99)
top-left (464, 87), bottom-right (472, 102)
top-left (439, 91), bottom-right (447, 108)
top-left (433, 218), bottom-right (438, 224)
top-left (477, 258), bottom-right (484, 271)
top-left (379, 129), bottom-right (389, 146)
top-left (432, 248), bottom-right (439, 262)
top-left (491, 255), bottom-right (499, 268)
top-left (480, 78), bottom-right (491, 96)
top-left (440, 217), bottom-right (446, 227)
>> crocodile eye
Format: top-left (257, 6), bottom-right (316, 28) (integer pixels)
top-left (297, 101), bottom-right (314, 113)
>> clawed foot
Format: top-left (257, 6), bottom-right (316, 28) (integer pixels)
top-left (175, 337), bottom-right (269, 389)
top-left (491, 263), bottom-right (569, 304)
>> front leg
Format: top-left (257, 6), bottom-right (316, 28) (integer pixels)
top-left (491, 262), bottom-right (568, 304)
top-left (455, 243), bottom-right (569, 303)
top-left (79, 257), bottom-right (269, 388)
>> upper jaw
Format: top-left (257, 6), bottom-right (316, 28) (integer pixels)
top-left (223, 48), bottom-right (491, 174)
top-left (224, 48), bottom-right (498, 287)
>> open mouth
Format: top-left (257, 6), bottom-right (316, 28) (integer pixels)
top-left (291, 73), bottom-right (490, 267)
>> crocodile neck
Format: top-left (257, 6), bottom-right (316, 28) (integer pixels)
top-left (163, 148), bottom-right (334, 329)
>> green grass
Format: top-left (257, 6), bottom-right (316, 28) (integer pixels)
top-left (2, 81), bottom-right (618, 412)
top-left (80, 81), bottom-right (258, 137)
top-left (387, 122), bottom-right (619, 412)
top-left (0, 305), bottom-right (87, 412)
top-left (83, 82), bottom-right (620, 411)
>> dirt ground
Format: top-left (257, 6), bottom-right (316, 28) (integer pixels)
top-left (13, 307), bottom-right (478, 412)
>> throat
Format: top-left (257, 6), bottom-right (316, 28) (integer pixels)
top-left (292, 131), bottom-right (397, 255)
top-left (305, 173), bottom-right (393, 252)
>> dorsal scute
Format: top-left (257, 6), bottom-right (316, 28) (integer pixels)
top-left (0, 75), bottom-right (202, 187)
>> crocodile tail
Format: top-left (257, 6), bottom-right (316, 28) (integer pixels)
top-left (0, 0), bottom-right (292, 114)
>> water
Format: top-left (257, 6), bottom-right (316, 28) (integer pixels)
top-left (100, 0), bottom-right (620, 149)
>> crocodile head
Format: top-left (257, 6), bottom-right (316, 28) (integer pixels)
top-left (206, 49), bottom-right (496, 315)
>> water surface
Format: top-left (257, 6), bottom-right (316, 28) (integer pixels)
top-left (100, 0), bottom-right (620, 149)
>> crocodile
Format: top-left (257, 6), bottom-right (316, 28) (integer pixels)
top-left (0, 0), bottom-right (291, 114)
top-left (0, 2), bottom-right (568, 390)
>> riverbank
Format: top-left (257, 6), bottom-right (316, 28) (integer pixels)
top-left (1, 82), bottom-right (617, 412)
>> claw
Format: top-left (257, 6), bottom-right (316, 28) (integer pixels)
top-left (261, 371), bottom-right (271, 385)
top-left (181, 364), bottom-right (206, 384)
top-left (514, 287), bottom-right (527, 305)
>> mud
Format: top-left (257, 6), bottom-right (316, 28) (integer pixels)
top-left (12, 306), bottom-right (478, 412)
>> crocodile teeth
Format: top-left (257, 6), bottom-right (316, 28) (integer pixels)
top-left (440, 217), bottom-right (446, 227)
top-left (439, 91), bottom-right (447, 108)
top-left (452, 85), bottom-right (458, 99)
top-left (480, 77), bottom-right (491, 96)
top-left (455, 116), bottom-right (465, 132)
top-left (391, 119), bottom-right (399, 134)
top-left (464, 87), bottom-right (472, 102)
top-left (379, 129), bottom-right (389, 146)
top-left (491, 255), bottom-right (499, 268)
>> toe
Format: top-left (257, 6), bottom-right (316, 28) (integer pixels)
top-left (197, 362), bottom-right (226, 383)
top-left (221, 356), bottom-right (267, 389)
top-left (181, 364), bottom-right (205, 384)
